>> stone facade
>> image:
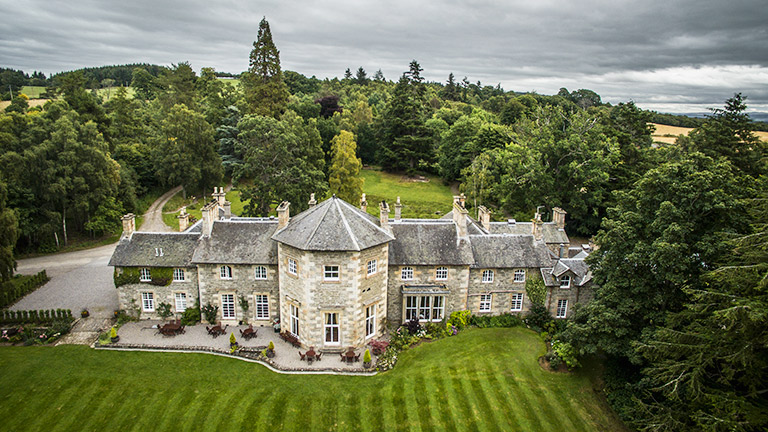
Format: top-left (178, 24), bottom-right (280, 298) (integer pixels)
top-left (386, 265), bottom-right (469, 324)
top-left (197, 263), bottom-right (279, 325)
top-left (467, 268), bottom-right (536, 316)
top-left (115, 266), bottom-right (199, 320)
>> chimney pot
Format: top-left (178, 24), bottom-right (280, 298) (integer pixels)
top-left (478, 206), bottom-right (491, 231)
top-left (394, 196), bottom-right (403, 221)
top-left (379, 201), bottom-right (390, 231)
top-left (121, 213), bottom-right (136, 238)
top-left (277, 201), bottom-right (291, 230)
top-left (309, 193), bottom-right (317, 208)
top-left (177, 207), bottom-right (190, 232)
top-left (360, 193), bottom-right (368, 213)
top-left (453, 200), bottom-right (468, 238)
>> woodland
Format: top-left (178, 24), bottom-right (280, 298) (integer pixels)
top-left (0, 18), bottom-right (766, 431)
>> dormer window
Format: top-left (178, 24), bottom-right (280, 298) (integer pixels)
top-left (220, 265), bottom-right (233, 280)
top-left (560, 274), bottom-right (571, 288)
top-left (155, 248), bottom-right (163, 257)
top-left (139, 268), bottom-right (151, 282)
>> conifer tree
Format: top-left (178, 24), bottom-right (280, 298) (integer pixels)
top-left (243, 17), bottom-right (289, 118)
top-left (328, 130), bottom-right (363, 204)
top-left (0, 180), bottom-right (19, 281)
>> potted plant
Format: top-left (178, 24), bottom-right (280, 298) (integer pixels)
top-left (81, 309), bottom-right (89, 318)
top-left (229, 332), bottom-right (239, 353)
top-left (272, 318), bottom-right (281, 333)
top-left (239, 295), bottom-right (250, 325)
top-left (110, 326), bottom-right (119, 343)
top-left (363, 348), bottom-right (372, 368)
top-left (266, 341), bottom-right (275, 358)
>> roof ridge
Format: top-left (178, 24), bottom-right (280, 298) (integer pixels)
top-left (338, 199), bottom-right (394, 239)
top-left (304, 198), bottom-right (334, 249)
top-left (336, 199), bottom-right (360, 251)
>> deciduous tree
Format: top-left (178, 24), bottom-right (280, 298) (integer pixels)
top-left (329, 130), bottom-right (363, 203)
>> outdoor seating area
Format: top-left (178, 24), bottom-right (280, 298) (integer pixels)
top-left (109, 321), bottom-right (379, 372)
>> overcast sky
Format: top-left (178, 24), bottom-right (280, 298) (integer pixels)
top-left (2, 0), bottom-right (767, 114)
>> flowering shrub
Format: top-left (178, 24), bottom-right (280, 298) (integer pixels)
top-left (447, 310), bottom-right (471, 329)
top-left (368, 339), bottom-right (389, 356)
top-left (375, 346), bottom-right (398, 371)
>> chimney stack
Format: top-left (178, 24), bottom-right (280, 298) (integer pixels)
top-left (532, 210), bottom-right (543, 241)
top-left (121, 213), bottom-right (136, 238)
top-left (360, 193), bottom-right (368, 213)
top-left (178, 207), bottom-right (190, 232)
top-left (559, 243), bottom-right (567, 258)
top-left (379, 201), bottom-right (390, 231)
top-left (223, 201), bottom-right (232, 219)
top-left (552, 207), bottom-right (567, 229)
top-left (394, 196), bottom-right (402, 221)
top-left (478, 206), bottom-right (491, 231)
top-left (452, 197), bottom-right (468, 238)
top-left (277, 201), bottom-right (290, 230)
top-left (213, 186), bottom-right (226, 206)
top-left (308, 193), bottom-right (317, 208)
top-left (201, 201), bottom-right (218, 236)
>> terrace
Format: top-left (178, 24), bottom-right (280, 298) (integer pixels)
top-left (102, 321), bottom-right (378, 374)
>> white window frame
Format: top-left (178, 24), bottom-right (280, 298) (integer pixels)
top-left (220, 265), bottom-right (232, 280)
top-left (511, 293), bottom-right (524, 311)
top-left (221, 293), bottom-right (236, 319)
top-left (435, 267), bottom-right (448, 280)
top-left (404, 295), bottom-right (445, 322)
top-left (173, 268), bottom-right (186, 282)
top-left (254, 294), bottom-right (269, 320)
top-left (365, 305), bottom-right (376, 338)
top-left (254, 266), bottom-right (267, 280)
top-left (560, 274), bottom-right (571, 289)
top-left (556, 299), bottom-right (568, 318)
top-left (290, 304), bottom-right (300, 337)
top-left (482, 269), bottom-right (494, 283)
top-left (324, 312), bottom-right (340, 345)
top-left (323, 265), bottom-right (340, 281)
top-left (479, 294), bottom-right (492, 312)
top-left (139, 268), bottom-right (151, 282)
top-left (513, 269), bottom-right (525, 283)
top-left (367, 259), bottom-right (377, 275)
top-left (288, 258), bottom-right (297, 276)
top-left (174, 292), bottom-right (187, 312)
top-left (141, 292), bottom-right (154, 312)
top-left (401, 267), bottom-right (414, 280)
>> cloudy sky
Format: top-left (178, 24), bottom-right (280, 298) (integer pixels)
top-left (2, 0), bottom-right (767, 114)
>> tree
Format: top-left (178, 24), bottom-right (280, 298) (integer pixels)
top-left (373, 69), bottom-right (385, 82)
top-left (155, 62), bottom-right (198, 112)
top-left (242, 17), bottom-right (289, 117)
top-left (344, 68), bottom-right (352, 80)
top-left (355, 67), bottom-right (368, 85)
top-left (0, 179), bottom-right (19, 281)
top-left (153, 104), bottom-right (222, 198)
top-left (131, 67), bottom-right (157, 100)
top-left (329, 130), bottom-right (363, 203)
top-left (442, 73), bottom-right (459, 101)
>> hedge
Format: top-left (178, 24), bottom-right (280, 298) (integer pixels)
top-left (0, 308), bottom-right (73, 324)
top-left (0, 271), bottom-right (49, 309)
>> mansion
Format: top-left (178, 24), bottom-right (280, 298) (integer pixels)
top-left (109, 190), bottom-right (593, 349)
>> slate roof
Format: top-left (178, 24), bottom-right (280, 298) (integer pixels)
top-left (272, 196), bottom-right (394, 251)
top-left (192, 219), bottom-right (278, 264)
top-left (541, 255), bottom-right (592, 287)
top-left (488, 221), bottom-right (570, 245)
top-left (389, 221), bottom-right (474, 265)
top-left (109, 232), bottom-right (200, 267)
top-left (469, 235), bottom-right (554, 268)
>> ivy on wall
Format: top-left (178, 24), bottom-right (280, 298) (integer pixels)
top-left (113, 267), bottom-right (173, 287)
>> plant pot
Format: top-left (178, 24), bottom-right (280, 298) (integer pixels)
top-left (266, 349), bottom-right (275, 358)
top-left (111, 336), bottom-right (120, 343)
top-left (363, 361), bottom-right (371, 369)
top-left (81, 310), bottom-right (89, 318)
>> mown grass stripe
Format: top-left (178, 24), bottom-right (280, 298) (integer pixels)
top-left (546, 380), bottom-right (594, 431)
top-left (483, 360), bottom-right (528, 430)
top-left (21, 376), bottom-right (83, 432)
top-left (130, 388), bottom-right (177, 431)
top-left (498, 364), bottom-right (546, 430)
top-left (236, 389), bottom-right (272, 429)
top-left (74, 382), bottom-right (126, 431)
top-left (411, 375), bottom-right (435, 432)
top-left (266, 392), bottom-right (289, 431)
top-left (151, 383), bottom-right (200, 431)
top-left (180, 386), bottom-right (217, 432)
top-left (429, 365), bottom-right (459, 432)
top-left (50, 378), bottom-right (106, 432)
top-left (339, 387), bottom-right (362, 431)
top-left (447, 366), bottom-right (481, 432)
top-left (520, 372), bottom-right (577, 431)
top-left (366, 383), bottom-right (386, 432)
top-left (465, 365), bottom-right (505, 432)
top-left (391, 376), bottom-right (410, 432)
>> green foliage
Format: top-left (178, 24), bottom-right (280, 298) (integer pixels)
top-left (524, 276), bottom-right (546, 306)
top-left (180, 298), bottom-right (201, 326)
top-left (202, 303), bottom-right (218, 325)
top-left (0, 270), bottom-right (49, 308)
top-left (363, 348), bottom-right (372, 364)
top-left (242, 18), bottom-right (289, 117)
top-left (0, 307), bottom-right (72, 324)
top-left (470, 313), bottom-right (524, 328)
top-left (447, 310), bottom-right (471, 330)
top-left (156, 302), bottom-right (173, 320)
top-left (229, 332), bottom-right (236, 345)
top-left (525, 303), bottom-right (553, 330)
top-left (551, 340), bottom-right (580, 368)
top-left (0, 180), bottom-right (19, 281)
top-left (149, 267), bottom-right (173, 286)
top-left (328, 130), bottom-right (363, 203)
top-left (267, 340), bottom-right (275, 351)
top-left (110, 326), bottom-right (117, 338)
top-left (113, 267), bottom-right (139, 287)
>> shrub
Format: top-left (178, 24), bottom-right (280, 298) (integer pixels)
top-left (471, 313), bottom-right (523, 328)
top-left (424, 322), bottom-right (446, 338)
top-left (201, 303), bottom-right (218, 324)
top-left (229, 332), bottom-right (237, 345)
top-left (552, 340), bottom-right (580, 368)
top-left (268, 341), bottom-right (275, 351)
top-left (113, 267), bottom-right (140, 287)
top-left (525, 303), bottom-right (552, 329)
top-left (180, 299), bottom-right (201, 325)
top-left (368, 339), bottom-right (389, 356)
top-left (363, 348), bottom-right (372, 364)
top-left (447, 310), bottom-right (471, 329)
top-left (110, 326), bottom-right (118, 338)
top-left (375, 346), bottom-right (399, 371)
top-left (157, 302), bottom-right (173, 321)
top-left (238, 295), bottom-right (249, 323)
top-left (404, 317), bottom-right (422, 335)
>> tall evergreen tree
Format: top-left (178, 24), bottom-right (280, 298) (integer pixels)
top-left (355, 67), bottom-right (368, 85)
top-left (0, 179), bottom-right (19, 281)
top-left (328, 130), bottom-right (363, 203)
top-left (242, 17), bottom-right (289, 118)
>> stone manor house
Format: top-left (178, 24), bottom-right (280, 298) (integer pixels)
top-left (109, 190), bottom-right (593, 349)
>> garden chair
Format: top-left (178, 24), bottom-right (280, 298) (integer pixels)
top-left (299, 351), bottom-right (306, 361)
top-left (315, 352), bottom-right (322, 361)
top-left (355, 353), bottom-right (361, 362)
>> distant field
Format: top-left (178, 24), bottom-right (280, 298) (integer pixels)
top-left (361, 169), bottom-right (454, 219)
top-left (20, 85), bottom-right (46, 98)
top-left (218, 77), bottom-right (240, 87)
top-left (0, 98), bottom-right (48, 110)
top-left (162, 188), bottom-right (245, 231)
top-left (651, 123), bottom-right (768, 144)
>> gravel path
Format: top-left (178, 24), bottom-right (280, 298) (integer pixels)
top-left (139, 185), bottom-right (182, 232)
top-left (12, 243), bottom-right (118, 317)
top-left (115, 321), bottom-right (376, 371)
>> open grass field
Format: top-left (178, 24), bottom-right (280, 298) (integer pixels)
top-left (650, 122), bottom-right (768, 144)
top-left (361, 168), bottom-right (454, 219)
top-left (162, 188), bottom-right (245, 231)
top-left (0, 328), bottom-right (626, 431)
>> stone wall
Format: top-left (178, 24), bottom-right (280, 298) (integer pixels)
top-left (467, 268), bottom-right (537, 316)
top-left (546, 277), bottom-right (593, 319)
top-left (197, 263), bottom-right (279, 325)
top-left (115, 266), bottom-right (199, 320)
top-left (386, 264), bottom-right (469, 324)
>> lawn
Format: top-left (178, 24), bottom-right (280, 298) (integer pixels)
top-left (0, 328), bottom-right (625, 431)
top-left (360, 169), bottom-right (454, 219)
top-left (161, 188), bottom-right (246, 231)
